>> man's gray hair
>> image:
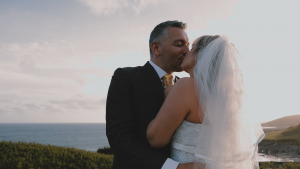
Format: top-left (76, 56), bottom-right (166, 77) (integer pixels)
top-left (149, 20), bottom-right (187, 56)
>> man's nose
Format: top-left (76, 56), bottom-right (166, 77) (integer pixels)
top-left (183, 44), bottom-right (189, 53)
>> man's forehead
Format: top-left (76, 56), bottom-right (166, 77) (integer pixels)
top-left (173, 38), bottom-right (189, 42)
top-left (167, 27), bottom-right (189, 41)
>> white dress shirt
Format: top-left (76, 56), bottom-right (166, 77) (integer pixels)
top-left (149, 60), bottom-right (172, 80)
top-left (149, 60), bottom-right (180, 169)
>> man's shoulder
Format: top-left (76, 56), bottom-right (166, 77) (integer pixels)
top-left (114, 65), bottom-right (143, 73)
top-left (113, 65), bottom-right (145, 78)
top-left (121, 65), bottom-right (143, 71)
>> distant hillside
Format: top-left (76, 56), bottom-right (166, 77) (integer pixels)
top-left (262, 123), bottom-right (300, 145)
top-left (261, 114), bottom-right (300, 128)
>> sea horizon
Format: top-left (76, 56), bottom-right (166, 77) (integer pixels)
top-left (0, 123), bottom-right (109, 152)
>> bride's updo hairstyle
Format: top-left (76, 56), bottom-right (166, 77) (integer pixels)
top-left (193, 35), bottom-right (220, 64)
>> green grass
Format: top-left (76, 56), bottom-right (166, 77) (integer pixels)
top-left (260, 162), bottom-right (300, 169)
top-left (0, 141), bottom-right (113, 169)
top-left (97, 147), bottom-right (113, 155)
top-left (262, 123), bottom-right (300, 145)
top-left (1, 141), bottom-right (299, 169)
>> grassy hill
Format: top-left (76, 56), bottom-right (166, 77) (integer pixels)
top-left (262, 123), bottom-right (300, 145)
top-left (1, 140), bottom-right (299, 169)
top-left (259, 162), bottom-right (300, 169)
top-left (0, 141), bottom-right (113, 169)
top-left (261, 114), bottom-right (300, 128)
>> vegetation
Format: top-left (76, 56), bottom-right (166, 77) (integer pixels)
top-left (97, 147), bottom-right (113, 155)
top-left (261, 123), bottom-right (300, 146)
top-left (281, 123), bottom-right (300, 137)
top-left (260, 162), bottom-right (300, 169)
top-left (2, 141), bottom-right (300, 169)
top-left (0, 141), bottom-right (113, 169)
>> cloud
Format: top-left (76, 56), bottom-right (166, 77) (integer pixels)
top-left (82, 75), bottom-right (111, 97)
top-left (0, 0), bottom-right (242, 123)
top-left (77, 50), bottom-right (148, 72)
top-left (0, 108), bottom-right (6, 114)
top-left (0, 92), bottom-right (105, 119)
top-left (24, 103), bottom-right (41, 111)
top-left (48, 96), bottom-right (106, 110)
top-left (79, 0), bottom-right (128, 15)
top-left (132, 0), bottom-right (170, 14)
top-left (79, 0), bottom-right (171, 15)
top-left (0, 41), bottom-right (76, 66)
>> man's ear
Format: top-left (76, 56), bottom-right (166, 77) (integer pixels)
top-left (150, 41), bottom-right (160, 56)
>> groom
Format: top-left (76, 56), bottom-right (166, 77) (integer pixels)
top-left (106, 20), bottom-right (193, 169)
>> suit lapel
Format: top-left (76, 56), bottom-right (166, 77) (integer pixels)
top-left (140, 61), bottom-right (164, 106)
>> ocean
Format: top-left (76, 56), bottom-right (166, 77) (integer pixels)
top-left (0, 123), bottom-right (109, 152)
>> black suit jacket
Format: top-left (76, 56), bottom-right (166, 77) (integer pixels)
top-left (106, 61), bottom-right (179, 169)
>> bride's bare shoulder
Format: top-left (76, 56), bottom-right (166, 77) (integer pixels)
top-left (175, 77), bottom-right (194, 87)
top-left (172, 77), bottom-right (195, 94)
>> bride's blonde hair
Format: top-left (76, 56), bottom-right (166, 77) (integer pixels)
top-left (193, 35), bottom-right (240, 64)
top-left (193, 35), bottom-right (220, 63)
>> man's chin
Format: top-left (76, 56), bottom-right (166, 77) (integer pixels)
top-left (174, 66), bottom-right (183, 72)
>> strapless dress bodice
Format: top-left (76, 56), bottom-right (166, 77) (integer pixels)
top-left (170, 120), bottom-right (205, 164)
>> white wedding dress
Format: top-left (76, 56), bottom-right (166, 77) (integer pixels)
top-left (169, 36), bottom-right (264, 169)
top-left (170, 120), bottom-right (205, 164)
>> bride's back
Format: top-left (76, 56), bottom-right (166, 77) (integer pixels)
top-left (176, 77), bottom-right (203, 124)
top-left (169, 77), bottom-right (205, 163)
top-left (171, 119), bottom-right (205, 164)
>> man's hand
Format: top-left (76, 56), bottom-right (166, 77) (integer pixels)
top-left (177, 162), bottom-right (206, 169)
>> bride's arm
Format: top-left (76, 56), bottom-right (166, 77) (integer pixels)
top-left (147, 77), bottom-right (195, 148)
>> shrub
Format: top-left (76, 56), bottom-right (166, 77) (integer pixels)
top-left (260, 162), bottom-right (300, 169)
top-left (0, 141), bottom-right (113, 169)
top-left (97, 147), bottom-right (113, 155)
top-left (281, 124), bottom-right (300, 136)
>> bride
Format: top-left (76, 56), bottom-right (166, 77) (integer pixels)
top-left (147, 35), bottom-right (265, 169)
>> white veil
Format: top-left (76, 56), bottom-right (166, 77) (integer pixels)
top-left (193, 36), bottom-right (265, 169)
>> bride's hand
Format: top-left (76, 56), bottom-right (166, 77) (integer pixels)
top-left (163, 75), bottom-right (174, 99)
top-left (177, 162), bottom-right (206, 169)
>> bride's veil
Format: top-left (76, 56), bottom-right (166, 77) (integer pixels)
top-left (193, 36), bottom-right (265, 169)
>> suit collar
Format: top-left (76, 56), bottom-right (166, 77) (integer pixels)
top-left (140, 62), bottom-right (181, 106)
top-left (140, 62), bottom-right (165, 106)
top-left (149, 60), bottom-right (174, 80)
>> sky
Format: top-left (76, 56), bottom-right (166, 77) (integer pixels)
top-left (0, 0), bottom-right (299, 123)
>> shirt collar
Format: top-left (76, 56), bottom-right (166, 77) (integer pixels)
top-left (149, 60), bottom-right (173, 79)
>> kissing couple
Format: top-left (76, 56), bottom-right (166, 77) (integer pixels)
top-left (106, 20), bottom-right (265, 169)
